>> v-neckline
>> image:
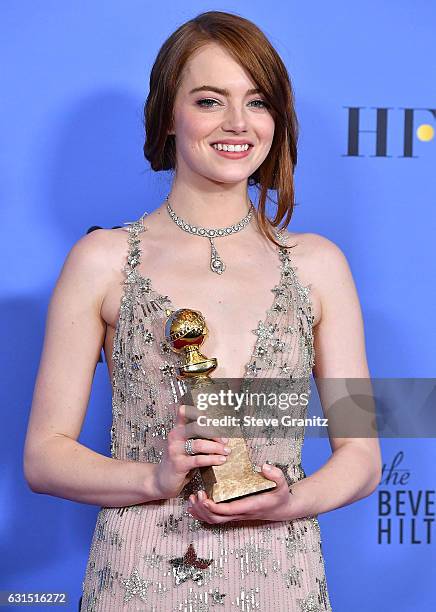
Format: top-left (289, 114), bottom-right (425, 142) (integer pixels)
top-left (134, 221), bottom-right (288, 381)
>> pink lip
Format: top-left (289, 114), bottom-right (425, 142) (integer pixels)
top-left (210, 144), bottom-right (253, 159)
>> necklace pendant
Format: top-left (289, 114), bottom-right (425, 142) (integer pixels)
top-left (166, 196), bottom-right (254, 274)
top-left (209, 239), bottom-right (226, 274)
top-left (211, 256), bottom-right (226, 274)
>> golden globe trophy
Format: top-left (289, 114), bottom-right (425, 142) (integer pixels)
top-left (164, 307), bottom-right (276, 503)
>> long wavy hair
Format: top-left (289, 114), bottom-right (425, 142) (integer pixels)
top-left (143, 10), bottom-right (299, 249)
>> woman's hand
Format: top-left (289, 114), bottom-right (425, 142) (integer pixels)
top-left (187, 464), bottom-right (294, 523)
top-left (152, 405), bottom-right (231, 500)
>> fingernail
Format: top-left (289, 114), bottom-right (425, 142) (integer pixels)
top-left (221, 437), bottom-right (229, 443)
top-left (264, 463), bottom-right (272, 471)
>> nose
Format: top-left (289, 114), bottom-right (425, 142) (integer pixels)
top-left (222, 103), bottom-right (249, 133)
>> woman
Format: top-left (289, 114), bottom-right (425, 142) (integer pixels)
top-left (24, 10), bottom-right (381, 611)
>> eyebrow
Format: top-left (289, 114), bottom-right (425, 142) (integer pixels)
top-left (189, 85), bottom-right (262, 96)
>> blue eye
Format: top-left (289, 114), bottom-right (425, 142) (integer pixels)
top-left (250, 99), bottom-right (270, 109)
top-left (196, 99), bottom-right (218, 108)
top-left (196, 98), bottom-right (270, 109)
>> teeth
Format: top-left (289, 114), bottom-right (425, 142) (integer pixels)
top-left (212, 143), bottom-right (250, 152)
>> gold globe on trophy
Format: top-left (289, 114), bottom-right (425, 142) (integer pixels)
top-left (164, 307), bottom-right (276, 503)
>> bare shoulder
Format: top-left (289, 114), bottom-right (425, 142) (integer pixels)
top-left (302, 232), bottom-right (354, 286)
top-left (278, 230), bottom-right (353, 326)
top-left (282, 230), bottom-right (350, 276)
top-left (62, 227), bottom-right (129, 308)
top-left (90, 225), bottom-right (130, 266)
top-left (67, 228), bottom-right (122, 270)
top-left (282, 229), bottom-right (343, 254)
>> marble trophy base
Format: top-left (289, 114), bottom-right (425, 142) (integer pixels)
top-left (200, 435), bottom-right (277, 502)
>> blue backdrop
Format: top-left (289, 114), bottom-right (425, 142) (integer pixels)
top-left (1, 2), bottom-right (435, 611)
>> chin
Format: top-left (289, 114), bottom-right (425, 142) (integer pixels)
top-left (207, 174), bottom-right (252, 185)
top-left (203, 166), bottom-right (255, 181)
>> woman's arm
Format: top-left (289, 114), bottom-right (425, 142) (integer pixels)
top-left (23, 229), bottom-right (161, 507)
top-left (287, 233), bottom-right (382, 520)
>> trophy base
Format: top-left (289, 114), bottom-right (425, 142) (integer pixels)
top-left (199, 438), bottom-right (277, 503)
top-left (201, 465), bottom-right (276, 503)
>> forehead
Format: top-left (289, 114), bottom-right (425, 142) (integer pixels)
top-left (180, 42), bottom-right (255, 90)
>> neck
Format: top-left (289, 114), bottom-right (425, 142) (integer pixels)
top-left (164, 186), bottom-right (253, 229)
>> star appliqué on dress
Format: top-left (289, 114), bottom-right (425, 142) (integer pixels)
top-left (120, 567), bottom-right (153, 604)
top-left (168, 542), bottom-right (213, 586)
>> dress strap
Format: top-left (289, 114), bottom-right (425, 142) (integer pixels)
top-left (274, 227), bottom-right (313, 307)
top-left (120, 212), bottom-right (147, 286)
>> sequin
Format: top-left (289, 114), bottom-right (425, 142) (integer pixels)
top-left (143, 546), bottom-right (165, 569)
top-left (80, 215), bottom-right (331, 611)
top-left (168, 543), bottom-right (213, 586)
top-left (279, 362), bottom-right (293, 374)
top-left (283, 565), bottom-right (304, 588)
top-left (120, 567), bottom-right (153, 604)
top-left (143, 329), bottom-right (155, 344)
top-left (80, 586), bottom-right (100, 612)
top-left (174, 587), bottom-right (215, 611)
top-left (231, 585), bottom-right (261, 610)
top-left (231, 539), bottom-right (271, 577)
top-left (209, 586), bottom-right (227, 604)
top-left (96, 563), bottom-right (119, 593)
top-left (157, 512), bottom-right (184, 537)
top-left (246, 360), bottom-right (262, 375)
top-left (298, 592), bottom-right (323, 612)
top-left (272, 559), bottom-right (281, 572)
top-left (160, 340), bottom-right (172, 354)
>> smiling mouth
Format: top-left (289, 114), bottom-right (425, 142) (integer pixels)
top-left (210, 144), bottom-right (254, 154)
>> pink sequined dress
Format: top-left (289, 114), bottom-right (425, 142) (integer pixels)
top-left (80, 213), bottom-right (332, 611)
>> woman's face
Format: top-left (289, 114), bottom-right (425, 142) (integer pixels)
top-left (170, 42), bottom-right (275, 185)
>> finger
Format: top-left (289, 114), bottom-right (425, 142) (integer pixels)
top-left (185, 449), bottom-right (229, 469)
top-left (182, 404), bottom-right (201, 421)
top-left (184, 404), bottom-right (218, 428)
top-left (201, 493), bottom-right (263, 516)
top-left (175, 404), bottom-right (188, 426)
top-left (181, 406), bottom-right (231, 439)
top-left (187, 493), bottom-right (208, 520)
top-left (212, 513), bottom-right (251, 523)
top-left (188, 492), bottom-right (251, 524)
top-left (189, 492), bottom-right (233, 524)
top-left (189, 501), bottom-right (249, 524)
top-left (201, 500), bottom-right (254, 516)
top-left (181, 421), bottom-right (229, 444)
top-left (260, 464), bottom-right (286, 488)
top-left (181, 420), bottom-right (221, 441)
top-left (183, 404), bottom-right (228, 436)
top-left (191, 419), bottom-right (230, 440)
top-left (188, 500), bottom-right (208, 522)
top-left (184, 438), bottom-right (231, 457)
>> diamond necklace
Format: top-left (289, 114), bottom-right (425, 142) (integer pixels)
top-left (165, 194), bottom-right (254, 275)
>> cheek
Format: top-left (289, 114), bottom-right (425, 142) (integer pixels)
top-left (259, 117), bottom-right (275, 143)
top-left (179, 109), bottom-right (216, 138)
